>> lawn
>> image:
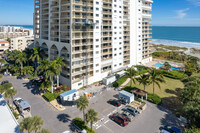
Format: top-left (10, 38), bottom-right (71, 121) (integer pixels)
top-left (125, 77), bottom-right (184, 114)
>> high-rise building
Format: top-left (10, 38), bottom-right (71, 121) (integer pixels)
top-left (34, 0), bottom-right (153, 89)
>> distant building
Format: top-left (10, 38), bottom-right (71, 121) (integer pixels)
top-left (0, 26), bottom-right (33, 39)
top-left (0, 94), bottom-right (19, 133)
top-left (10, 36), bottom-right (34, 51)
top-left (0, 41), bottom-right (9, 56)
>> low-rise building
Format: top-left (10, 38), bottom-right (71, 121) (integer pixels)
top-left (0, 40), bottom-right (9, 56)
top-left (10, 36), bottom-right (34, 51)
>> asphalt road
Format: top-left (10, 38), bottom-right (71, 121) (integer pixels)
top-left (0, 76), bottom-right (185, 133)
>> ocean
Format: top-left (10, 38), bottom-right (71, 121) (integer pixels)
top-left (4, 25), bottom-right (200, 48)
top-left (151, 26), bottom-right (200, 49)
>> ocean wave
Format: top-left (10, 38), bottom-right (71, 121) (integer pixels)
top-left (151, 39), bottom-right (200, 49)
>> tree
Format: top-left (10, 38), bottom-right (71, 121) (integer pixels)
top-left (31, 116), bottom-right (44, 133)
top-left (184, 62), bottom-right (196, 77)
top-left (184, 127), bottom-right (200, 133)
top-left (16, 52), bottom-right (27, 75)
top-left (54, 57), bottom-right (65, 87)
top-left (137, 74), bottom-right (150, 91)
top-left (37, 59), bottom-right (51, 80)
top-left (148, 68), bottom-right (165, 95)
top-left (39, 80), bottom-right (51, 93)
top-left (22, 66), bottom-right (34, 76)
top-left (76, 96), bottom-right (89, 122)
top-left (7, 38), bottom-right (11, 44)
top-left (19, 116), bottom-right (45, 133)
top-left (46, 61), bottom-right (57, 93)
top-left (164, 62), bottom-right (171, 69)
top-left (29, 47), bottom-right (44, 69)
top-left (85, 109), bottom-right (98, 132)
top-left (125, 67), bottom-right (138, 87)
top-left (19, 117), bottom-right (33, 133)
top-left (4, 88), bottom-right (17, 104)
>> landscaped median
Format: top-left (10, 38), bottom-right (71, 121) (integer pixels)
top-left (73, 117), bottom-right (96, 133)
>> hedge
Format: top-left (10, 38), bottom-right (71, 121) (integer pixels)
top-left (113, 76), bottom-right (128, 87)
top-left (163, 70), bottom-right (187, 80)
top-left (146, 93), bottom-right (162, 105)
top-left (73, 117), bottom-right (96, 133)
top-left (43, 91), bottom-right (62, 102)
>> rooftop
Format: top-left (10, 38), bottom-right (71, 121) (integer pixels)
top-left (60, 89), bottom-right (78, 97)
top-left (0, 94), bottom-right (19, 133)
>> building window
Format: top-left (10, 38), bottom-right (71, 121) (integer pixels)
top-left (96, 8), bottom-right (99, 10)
top-left (96, 2), bottom-right (99, 4)
top-left (96, 14), bottom-right (99, 17)
top-left (96, 45), bottom-right (99, 48)
top-left (96, 64), bottom-right (99, 67)
top-left (96, 39), bottom-right (99, 41)
top-left (78, 83), bottom-right (82, 86)
top-left (96, 70), bottom-right (99, 73)
top-left (114, 48), bottom-right (117, 51)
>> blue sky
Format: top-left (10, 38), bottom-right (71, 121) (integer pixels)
top-left (0, 0), bottom-right (200, 26)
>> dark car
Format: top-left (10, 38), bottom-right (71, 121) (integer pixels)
top-left (107, 99), bottom-right (121, 107)
top-left (1, 80), bottom-right (9, 85)
top-left (122, 106), bottom-right (138, 116)
top-left (111, 113), bottom-right (129, 127)
top-left (161, 125), bottom-right (181, 133)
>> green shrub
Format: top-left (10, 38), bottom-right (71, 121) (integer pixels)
top-left (135, 98), bottom-right (146, 104)
top-left (13, 111), bottom-right (19, 119)
top-left (13, 73), bottom-right (20, 76)
top-left (2, 83), bottom-right (12, 90)
top-left (113, 76), bottom-right (128, 87)
top-left (163, 70), bottom-right (187, 79)
top-left (0, 74), bottom-right (2, 79)
top-left (138, 69), bottom-right (148, 75)
top-left (28, 75), bottom-right (34, 80)
top-left (43, 91), bottom-right (63, 102)
top-left (146, 93), bottom-right (162, 105)
top-left (73, 117), bottom-right (96, 133)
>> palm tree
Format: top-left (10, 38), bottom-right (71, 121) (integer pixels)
top-left (76, 96), bottom-right (89, 122)
top-left (19, 116), bottom-right (44, 133)
top-left (137, 74), bottom-right (150, 91)
top-left (37, 59), bottom-right (51, 80)
top-left (16, 52), bottom-right (27, 75)
top-left (22, 66), bottom-right (34, 76)
top-left (85, 109), bottom-right (98, 132)
top-left (19, 117), bottom-right (33, 133)
top-left (55, 57), bottom-right (65, 87)
top-left (184, 62), bottom-right (196, 77)
top-left (29, 47), bottom-right (44, 69)
top-left (31, 116), bottom-right (44, 133)
top-left (39, 80), bottom-right (51, 93)
top-left (4, 88), bottom-right (17, 104)
top-left (125, 67), bottom-right (138, 87)
top-left (46, 61), bottom-right (57, 93)
top-left (148, 68), bottom-right (165, 95)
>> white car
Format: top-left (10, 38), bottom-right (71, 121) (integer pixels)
top-left (13, 97), bottom-right (23, 107)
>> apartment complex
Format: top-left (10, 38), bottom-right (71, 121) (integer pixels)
top-left (0, 26), bottom-right (33, 39)
top-left (34, 0), bottom-right (153, 89)
top-left (10, 36), bottom-right (34, 51)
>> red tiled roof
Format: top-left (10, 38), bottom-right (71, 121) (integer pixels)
top-left (0, 41), bottom-right (9, 43)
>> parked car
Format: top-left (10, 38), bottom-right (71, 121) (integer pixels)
top-left (18, 101), bottom-right (31, 117)
top-left (122, 106), bottom-right (138, 116)
top-left (121, 111), bottom-right (133, 122)
top-left (13, 97), bottom-right (24, 107)
top-left (111, 113), bottom-right (129, 127)
top-left (1, 80), bottom-right (9, 85)
top-left (161, 125), bottom-right (181, 133)
top-left (107, 99), bottom-right (121, 107)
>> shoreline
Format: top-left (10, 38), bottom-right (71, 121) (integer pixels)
top-left (151, 43), bottom-right (200, 58)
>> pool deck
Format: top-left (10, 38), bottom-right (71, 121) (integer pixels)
top-left (145, 61), bottom-right (160, 69)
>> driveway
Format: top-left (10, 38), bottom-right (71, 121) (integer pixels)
top-left (1, 76), bottom-right (185, 133)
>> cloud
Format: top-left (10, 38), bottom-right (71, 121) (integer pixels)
top-left (187, 0), bottom-right (200, 6)
top-left (175, 8), bottom-right (190, 19)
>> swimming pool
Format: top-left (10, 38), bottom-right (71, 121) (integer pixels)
top-left (153, 63), bottom-right (180, 70)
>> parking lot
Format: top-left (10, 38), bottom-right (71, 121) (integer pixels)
top-left (1, 76), bottom-right (185, 133)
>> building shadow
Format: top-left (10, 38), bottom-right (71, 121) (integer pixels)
top-left (68, 121), bottom-right (81, 133)
top-left (57, 113), bottom-right (71, 123)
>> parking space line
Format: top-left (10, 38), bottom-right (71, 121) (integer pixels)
top-left (104, 120), bottom-right (109, 124)
top-left (109, 120), bottom-right (125, 130)
top-left (103, 125), bottom-right (115, 133)
top-left (96, 125), bottom-right (102, 129)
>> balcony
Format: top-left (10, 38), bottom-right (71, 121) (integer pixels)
top-left (142, 12), bottom-right (152, 18)
top-left (142, 4), bottom-right (152, 10)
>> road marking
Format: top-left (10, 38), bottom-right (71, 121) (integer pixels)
top-left (104, 120), bottom-right (109, 124)
top-left (96, 125), bottom-right (102, 129)
top-left (103, 125), bottom-right (115, 133)
top-left (110, 120), bottom-right (125, 130)
top-left (107, 113), bottom-right (111, 117)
